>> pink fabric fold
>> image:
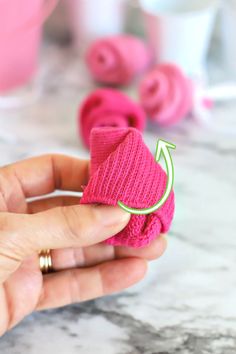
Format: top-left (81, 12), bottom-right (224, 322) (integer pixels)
top-left (79, 88), bottom-right (146, 148)
top-left (86, 35), bottom-right (152, 85)
top-left (139, 63), bottom-right (193, 126)
top-left (80, 127), bottom-right (175, 248)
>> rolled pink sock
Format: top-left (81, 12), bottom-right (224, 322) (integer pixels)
top-left (86, 35), bottom-right (152, 85)
top-left (139, 63), bottom-right (193, 126)
top-left (80, 127), bottom-right (175, 248)
top-left (79, 88), bottom-right (146, 148)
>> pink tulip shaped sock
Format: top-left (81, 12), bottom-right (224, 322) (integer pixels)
top-left (79, 88), bottom-right (146, 148)
top-left (86, 35), bottom-right (152, 85)
top-left (140, 63), bottom-right (193, 126)
top-left (80, 127), bottom-right (175, 248)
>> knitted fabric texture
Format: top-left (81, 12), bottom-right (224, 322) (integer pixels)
top-left (86, 35), bottom-right (152, 85)
top-left (79, 88), bottom-right (146, 148)
top-left (139, 63), bottom-right (193, 126)
top-left (80, 127), bottom-right (175, 248)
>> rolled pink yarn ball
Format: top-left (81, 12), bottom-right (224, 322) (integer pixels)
top-left (79, 88), bottom-right (146, 148)
top-left (139, 63), bottom-right (193, 126)
top-left (86, 35), bottom-right (152, 85)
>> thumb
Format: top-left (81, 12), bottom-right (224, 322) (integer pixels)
top-left (0, 205), bottom-right (130, 281)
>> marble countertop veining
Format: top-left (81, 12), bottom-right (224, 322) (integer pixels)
top-left (0, 43), bottom-right (236, 354)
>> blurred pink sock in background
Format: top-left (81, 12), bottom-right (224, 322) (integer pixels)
top-left (79, 88), bottom-right (146, 148)
top-left (139, 63), bottom-right (193, 126)
top-left (86, 35), bottom-right (153, 85)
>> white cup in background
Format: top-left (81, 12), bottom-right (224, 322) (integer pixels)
top-left (139, 0), bottom-right (218, 78)
top-left (67, 0), bottom-right (126, 51)
top-left (221, 0), bottom-right (236, 76)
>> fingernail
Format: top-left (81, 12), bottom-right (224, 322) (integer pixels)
top-left (95, 205), bottom-right (130, 226)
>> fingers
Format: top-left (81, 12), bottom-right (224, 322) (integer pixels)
top-left (0, 155), bottom-right (89, 212)
top-left (28, 196), bottom-right (81, 214)
top-left (115, 235), bottom-right (167, 261)
top-left (51, 243), bottom-right (114, 270)
top-left (0, 205), bottom-right (130, 261)
top-left (51, 235), bottom-right (167, 270)
top-left (4, 254), bottom-right (42, 331)
top-left (0, 285), bottom-right (9, 336)
top-left (37, 258), bottom-right (147, 310)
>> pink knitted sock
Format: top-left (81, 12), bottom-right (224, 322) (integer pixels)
top-left (79, 88), bottom-right (146, 148)
top-left (86, 35), bottom-right (152, 85)
top-left (80, 127), bottom-right (175, 248)
top-left (139, 63), bottom-right (193, 126)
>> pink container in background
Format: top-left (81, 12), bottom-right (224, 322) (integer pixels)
top-left (0, 0), bottom-right (58, 94)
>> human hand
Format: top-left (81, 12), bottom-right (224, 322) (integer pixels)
top-left (0, 155), bottom-right (167, 335)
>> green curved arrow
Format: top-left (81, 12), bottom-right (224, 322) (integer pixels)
top-left (118, 139), bottom-right (176, 215)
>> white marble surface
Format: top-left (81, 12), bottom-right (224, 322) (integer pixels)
top-left (0, 42), bottom-right (236, 354)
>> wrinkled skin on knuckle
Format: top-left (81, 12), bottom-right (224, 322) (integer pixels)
top-left (59, 205), bottom-right (102, 245)
top-left (80, 205), bottom-right (105, 241)
top-left (0, 215), bottom-right (25, 269)
top-left (0, 237), bottom-right (22, 278)
top-left (59, 206), bottom-right (82, 241)
top-left (0, 170), bottom-right (9, 212)
top-left (0, 168), bottom-right (26, 213)
top-left (0, 213), bottom-right (10, 232)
